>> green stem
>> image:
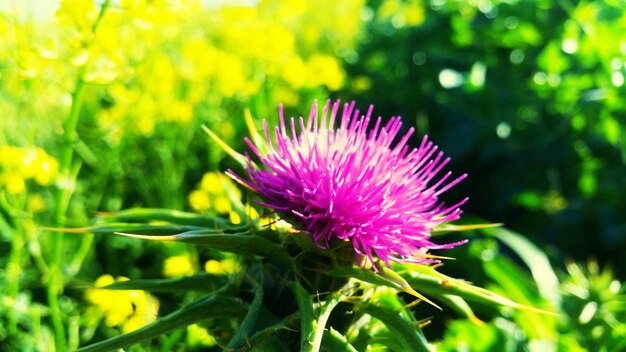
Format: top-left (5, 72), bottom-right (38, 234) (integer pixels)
top-left (67, 232), bottom-right (95, 277)
top-left (47, 71), bottom-right (86, 351)
top-left (47, 1), bottom-right (111, 350)
top-left (5, 194), bottom-right (24, 335)
top-left (1, 193), bottom-right (32, 336)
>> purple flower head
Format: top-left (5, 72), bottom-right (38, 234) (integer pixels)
top-left (229, 99), bottom-right (468, 270)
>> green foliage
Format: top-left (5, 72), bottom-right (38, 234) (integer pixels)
top-left (1, 0), bottom-right (626, 350)
top-left (61, 208), bottom-right (539, 351)
top-left (345, 0), bottom-right (626, 273)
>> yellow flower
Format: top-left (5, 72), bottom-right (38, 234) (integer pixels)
top-left (204, 258), bottom-right (241, 275)
top-left (189, 190), bottom-right (211, 212)
top-left (214, 196), bottom-right (231, 214)
top-left (215, 51), bottom-right (246, 97)
top-left (306, 54), bottom-right (345, 91)
top-left (86, 274), bottom-right (159, 331)
top-left (229, 211), bottom-right (241, 225)
top-left (86, 275), bottom-right (134, 327)
top-left (190, 172), bottom-right (241, 214)
top-left (282, 56), bottom-right (308, 89)
top-left (229, 204), bottom-right (259, 225)
top-left (0, 146), bottom-right (59, 191)
top-left (27, 193), bottom-right (46, 212)
top-left (3, 173), bottom-right (25, 194)
top-left (163, 255), bottom-right (196, 277)
top-left (34, 152), bottom-right (59, 185)
top-left (200, 173), bottom-right (222, 194)
top-left (121, 291), bottom-right (159, 333)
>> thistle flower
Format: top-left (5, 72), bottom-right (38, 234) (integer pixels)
top-left (229, 100), bottom-right (468, 270)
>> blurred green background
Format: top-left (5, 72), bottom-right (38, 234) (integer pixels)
top-left (1, 0), bottom-right (625, 350)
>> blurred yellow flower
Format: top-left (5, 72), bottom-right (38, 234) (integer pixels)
top-left (204, 258), bottom-right (241, 275)
top-left (200, 173), bottom-right (222, 194)
top-left (86, 274), bottom-right (159, 332)
top-left (163, 255), bottom-right (196, 277)
top-left (229, 211), bottom-right (241, 225)
top-left (229, 204), bottom-right (259, 225)
top-left (4, 174), bottom-right (25, 194)
top-left (307, 55), bottom-right (345, 91)
top-left (377, 0), bottom-right (424, 27)
top-left (4, 0), bottom-right (365, 149)
top-left (27, 193), bottom-right (46, 212)
top-left (214, 196), bottom-right (231, 214)
top-left (0, 146), bottom-right (59, 193)
top-left (55, 0), bottom-right (98, 38)
top-left (189, 190), bottom-right (211, 212)
top-left (190, 172), bottom-right (242, 214)
top-left (282, 56), bottom-right (308, 89)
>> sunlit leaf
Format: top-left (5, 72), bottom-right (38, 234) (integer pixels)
top-left (329, 265), bottom-right (555, 315)
top-left (538, 42), bottom-right (569, 74)
top-left (482, 257), bottom-right (558, 341)
top-left (481, 227), bottom-right (560, 307)
top-left (433, 222), bottom-right (503, 234)
top-left (399, 264), bottom-right (555, 315)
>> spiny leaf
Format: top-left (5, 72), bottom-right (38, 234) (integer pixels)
top-left (96, 208), bottom-right (230, 228)
top-left (379, 265), bottom-right (441, 309)
top-left (360, 304), bottom-right (430, 352)
top-left (329, 265), bottom-right (556, 315)
top-left (246, 313), bottom-right (300, 349)
top-left (327, 266), bottom-right (440, 309)
top-left (93, 273), bottom-right (229, 292)
top-left (292, 282), bottom-right (315, 349)
top-left (307, 282), bottom-right (356, 352)
top-left (114, 230), bottom-right (292, 266)
top-left (76, 294), bottom-right (248, 352)
top-left (227, 283), bottom-right (264, 349)
top-left (328, 265), bottom-right (394, 288)
top-left (397, 264), bottom-right (557, 315)
top-left (46, 222), bottom-right (207, 235)
top-left (322, 327), bottom-right (358, 352)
